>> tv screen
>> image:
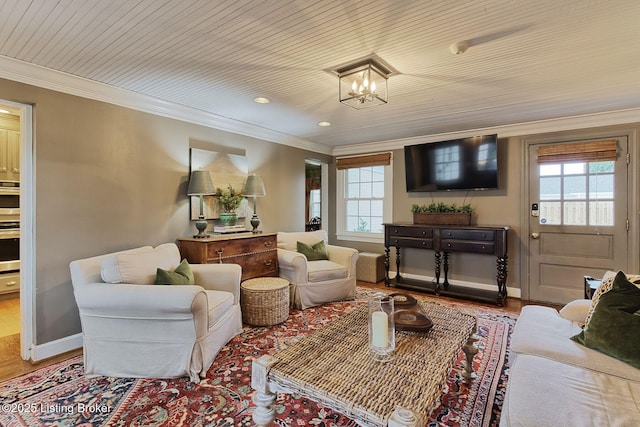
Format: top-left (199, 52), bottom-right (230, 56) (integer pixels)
top-left (404, 135), bottom-right (498, 192)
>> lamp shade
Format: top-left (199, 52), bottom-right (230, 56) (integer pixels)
top-left (187, 170), bottom-right (215, 195)
top-left (244, 174), bottom-right (266, 197)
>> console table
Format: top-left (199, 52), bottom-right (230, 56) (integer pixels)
top-left (384, 224), bottom-right (509, 306)
top-left (177, 233), bottom-right (278, 282)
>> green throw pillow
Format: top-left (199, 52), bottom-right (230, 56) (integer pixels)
top-left (571, 271), bottom-right (640, 370)
top-left (297, 240), bottom-right (329, 261)
top-left (155, 259), bottom-right (195, 285)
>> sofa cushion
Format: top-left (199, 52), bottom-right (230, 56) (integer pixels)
top-left (510, 305), bottom-right (640, 381)
top-left (501, 354), bottom-right (640, 427)
top-left (571, 271), bottom-right (640, 370)
top-left (307, 260), bottom-right (347, 282)
top-left (206, 290), bottom-right (235, 328)
top-left (106, 243), bottom-right (181, 285)
top-left (277, 230), bottom-right (327, 252)
top-left (100, 246), bottom-right (153, 283)
top-left (297, 240), bottom-right (329, 261)
top-left (558, 299), bottom-right (592, 325)
top-left (155, 259), bottom-right (195, 285)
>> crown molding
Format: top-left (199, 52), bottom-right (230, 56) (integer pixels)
top-left (0, 55), bottom-right (332, 155)
top-left (332, 107), bottom-right (640, 156)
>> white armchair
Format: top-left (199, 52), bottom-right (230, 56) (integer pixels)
top-left (69, 243), bottom-right (242, 383)
top-left (277, 230), bottom-right (358, 309)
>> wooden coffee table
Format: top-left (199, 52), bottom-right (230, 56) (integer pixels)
top-left (251, 301), bottom-right (478, 426)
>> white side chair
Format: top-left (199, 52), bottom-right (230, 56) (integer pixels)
top-left (277, 230), bottom-right (358, 309)
top-left (69, 243), bottom-right (242, 382)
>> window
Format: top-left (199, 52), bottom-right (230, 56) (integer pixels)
top-left (336, 154), bottom-right (392, 243)
top-left (309, 189), bottom-right (321, 219)
top-left (539, 161), bottom-right (614, 226)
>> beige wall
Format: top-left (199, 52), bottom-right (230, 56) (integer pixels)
top-left (0, 77), bottom-right (329, 344)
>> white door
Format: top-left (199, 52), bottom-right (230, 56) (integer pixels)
top-left (528, 139), bottom-right (629, 304)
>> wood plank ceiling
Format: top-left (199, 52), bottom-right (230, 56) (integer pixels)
top-left (0, 0), bottom-right (639, 147)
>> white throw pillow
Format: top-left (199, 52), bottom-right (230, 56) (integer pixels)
top-left (100, 246), bottom-right (153, 283)
top-left (103, 243), bottom-right (181, 285)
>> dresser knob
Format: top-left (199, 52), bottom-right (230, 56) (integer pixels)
top-left (447, 243), bottom-right (452, 247)
top-left (264, 260), bottom-right (272, 266)
top-left (421, 241), bottom-right (426, 245)
top-left (421, 230), bottom-right (426, 235)
top-left (264, 241), bottom-right (273, 248)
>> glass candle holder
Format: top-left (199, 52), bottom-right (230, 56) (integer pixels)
top-left (368, 293), bottom-right (395, 362)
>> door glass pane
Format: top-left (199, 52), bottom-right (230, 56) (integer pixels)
top-left (589, 174), bottom-right (614, 199)
top-left (564, 163), bottom-right (585, 175)
top-left (563, 201), bottom-right (587, 225)
top-left (590, 201), bottom-right (614, 226)
top-left (540, 177), bottom-right (561, 200)
top-left (563, 175), bottom-right (586, 199)
top-left (539, 201), bottom-right (561, 225)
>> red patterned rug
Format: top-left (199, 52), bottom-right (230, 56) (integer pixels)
top-left (0, 290), bottom-right (516, 426)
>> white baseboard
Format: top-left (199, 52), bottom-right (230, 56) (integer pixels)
top-left (30, 333), bottom-right (83, 362)
top-left (389, 270), bottom-right (521, 299)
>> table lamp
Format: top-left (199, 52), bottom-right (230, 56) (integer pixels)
top-left (187, 170), bottom-right (215, 238)
top-left (244, 174), bottom-right (266, 233)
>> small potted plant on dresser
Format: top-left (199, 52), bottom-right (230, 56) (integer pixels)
top-left (217, 185), bottom-right (245, 226)
top-left (411, 202), bottom-right (473, 226)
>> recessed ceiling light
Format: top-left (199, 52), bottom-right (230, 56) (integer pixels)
top-left (254, 97), bottom-right (270, 104)
top-left (318, 121), bottom-right (331, 127)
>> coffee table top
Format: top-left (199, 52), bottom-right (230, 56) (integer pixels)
top-left (266, 301), bottom-right (477, 426)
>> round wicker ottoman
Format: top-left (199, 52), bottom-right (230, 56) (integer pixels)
top-left (240, 277), bottom-right (290, 326)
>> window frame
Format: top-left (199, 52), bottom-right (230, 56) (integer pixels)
top-left (335, 161), bottom-right (393, 243)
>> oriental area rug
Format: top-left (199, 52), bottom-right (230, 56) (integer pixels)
top-left (0, 289), bottom-right (517, 427)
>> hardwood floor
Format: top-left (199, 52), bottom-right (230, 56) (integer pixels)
top-left (0, 280), bottom-right (560, 383)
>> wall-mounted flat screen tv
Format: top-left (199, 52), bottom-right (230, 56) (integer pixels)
top-left (404, 134), bottom-right (498, 192)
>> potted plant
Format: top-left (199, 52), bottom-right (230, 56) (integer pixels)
top-left (217, 185), bottom-right (245, 226)
top-left (411, 202), bottom-right (473, 225)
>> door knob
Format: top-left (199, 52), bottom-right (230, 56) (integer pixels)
top-left (531, 232), bottom-right (540, 239)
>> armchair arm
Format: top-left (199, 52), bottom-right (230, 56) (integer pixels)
top-left (277, 248), bottom-right (309, 284)
top-left (74, 283), bottom-right (206, 318)
top-left (559, 299), bottom-right (592, 324)
top-left (191, 263), bottom-right (242, 304)
top-left (327, 245), bottom-right (359, 275)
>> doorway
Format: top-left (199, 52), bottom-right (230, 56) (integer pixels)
top-left (0, 100), bottom-right (33, 361)
top-left (305, 159), bottom-right (328, 232)
top-left (527, 138), bottom-right (629, 304)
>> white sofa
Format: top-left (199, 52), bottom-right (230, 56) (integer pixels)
top-left (69, 243), bottom-right (243, 383)
top-left (501, 298), bottom-right (640, 426)
top-left (277, 230), bottom-right (358, 309)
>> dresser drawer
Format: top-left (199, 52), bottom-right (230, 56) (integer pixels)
top-left (441, 229), bottom-right (495, 241)
top-left (388, 237), bottom-right (434, 250)
top-left (206, 235), bottom-right (276, 261)
top-left (230, 251), bottom-right (278, 281)
top-left (441, 240), bottom-right (495, 254)
top-left (387, 226), bottom-right (433, 239)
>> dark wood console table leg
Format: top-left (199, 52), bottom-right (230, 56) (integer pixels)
top-left (384, 246), bottom-right (390, 287)
top-left (395, 246), bottom-right (401, 283)
top-left (443, 251), bottom-right (450, 290)
top-left (434, 251), bottom-right (441, 295)
top-left (496, 255), bottom-right (508, 306)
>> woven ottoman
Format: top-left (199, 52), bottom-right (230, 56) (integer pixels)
top-left (240, 277), bottom-right (290, 326)
top-left (356, 252), bottom-right (385, 283)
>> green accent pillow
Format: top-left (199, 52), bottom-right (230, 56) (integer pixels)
top-left (571, 271), bottom-right (640, 370)
top-left (155, 259), bottom-right (195, 285)
top-left (297, 240), bottom-right (329, 261)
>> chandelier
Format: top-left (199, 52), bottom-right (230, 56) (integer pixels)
top-left (337, 58), bottom-right (391, 109)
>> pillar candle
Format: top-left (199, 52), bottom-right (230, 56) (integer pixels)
top-left (371, 311), bottom-right (389, 347)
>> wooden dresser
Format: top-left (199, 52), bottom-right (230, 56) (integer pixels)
top-left (177, 233), bottom-right (278, 282)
